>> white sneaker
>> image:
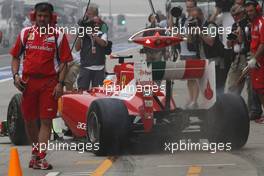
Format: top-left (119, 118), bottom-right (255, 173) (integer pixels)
top-left (185, 101), bottom-right (198, 110)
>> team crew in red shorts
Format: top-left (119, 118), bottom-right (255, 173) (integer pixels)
top-left (10, 2), bottom-right (72, 170)
top-left (245, 0), bottom-right (264, 123)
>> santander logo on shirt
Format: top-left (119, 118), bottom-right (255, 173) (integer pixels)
top-left (24, 33), bottom-right (55, 52)
top-left (26, 44), bottom-right (53, 52)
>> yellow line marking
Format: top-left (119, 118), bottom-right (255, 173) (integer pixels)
top-left (91, 156), bottom-right (117, 176)
top-left (75, 160), bottom-right (102, 165)
top-left (186, 166), bottom-right (202, 176)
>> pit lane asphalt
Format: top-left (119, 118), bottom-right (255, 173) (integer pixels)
top-left (1, 48), bottom-right (264, 176)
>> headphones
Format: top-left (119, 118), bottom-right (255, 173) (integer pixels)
top-left (245, 0), bottom-right (262, 14)
top-left (29, 2), bottom-right (57, 25)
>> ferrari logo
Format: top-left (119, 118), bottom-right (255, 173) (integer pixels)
top-left (28, 33), bottom-right (35, 41)
top-left (204, 80), bottom-right (213, 100)
top-left (121, 75), bottom-right (126, 85)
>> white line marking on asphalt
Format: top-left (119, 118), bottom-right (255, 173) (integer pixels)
top-left (0, 78), bottom-right (12, 83)
top-left (45, 172), bottom-right (61, 176)
top-left (0, 66), bottom-right (11, 70)
top-left (61, 172), bottom-right (93, 176)
top-left (0, 54), bottom-right (9, 57)
top-left (157, 163), bottom-right (236, 168)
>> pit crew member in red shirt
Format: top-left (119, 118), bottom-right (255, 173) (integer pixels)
top-left (10, 2), bottom-right (72, 170)
top-left (245, 0), bottom-right (264, 123)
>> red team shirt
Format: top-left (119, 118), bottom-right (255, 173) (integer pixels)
top-left (250, 16), bottom-right (264, 93)
top-left (10, 26), bottom-right (72, 120)
top-left (10, 26), bottom-right (72, 76)
top-left (250, 16), bottom-right (264, 62)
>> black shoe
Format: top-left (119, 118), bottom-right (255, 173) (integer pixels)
top-left (249, 113), bottom-right (262, 121)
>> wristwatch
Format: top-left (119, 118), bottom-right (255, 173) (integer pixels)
top-left (13, 73), bottom-right (19, 80)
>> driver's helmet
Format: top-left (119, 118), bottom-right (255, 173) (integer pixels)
top-left (103, 75), bottom-right (117, 86)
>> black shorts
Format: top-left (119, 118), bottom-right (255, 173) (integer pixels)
top-left (77, 67), bottom-right (105, 90)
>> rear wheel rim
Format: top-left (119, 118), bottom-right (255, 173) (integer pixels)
top-left (7, 101), bottom-right (17, 135)
top-left (88, 111), bottom-right (100, 143)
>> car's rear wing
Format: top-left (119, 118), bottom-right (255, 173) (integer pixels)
top-left (134, 60), bottom-right (216, 109)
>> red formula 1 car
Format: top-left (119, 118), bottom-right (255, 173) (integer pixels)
top-left (3, 28), bottom-right (249, 155)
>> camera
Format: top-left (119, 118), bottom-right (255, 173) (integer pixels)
top-left (78, 19), bottom-right (95, 27)
top-left (227, 33), bottom-right (238, 40)
top-left (170, 6), bottom-right (183, 18)
top-left (238, 18), bottom-right (249, 28)
top-left (188, 17), bottom-right (202, 27)
top-left (78, 17), bottom-right (102, 28)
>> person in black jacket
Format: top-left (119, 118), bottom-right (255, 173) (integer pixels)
top-left (75, 3), bottom-right (108, 92)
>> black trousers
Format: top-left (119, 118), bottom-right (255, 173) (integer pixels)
top-left (77, 67), bottom-right (105, 90)
top-left (215, 65), bottom-right (228, 94)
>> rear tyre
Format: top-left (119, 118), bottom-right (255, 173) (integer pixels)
top-left (7, 93), bottom-right (29, 145)
top-left (87, 98), bottom-right (131, 156)
top-left (207, 93), bottom-right (249, 149)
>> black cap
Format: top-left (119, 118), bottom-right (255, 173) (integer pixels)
top-left (245, 0), bottom-right (259, 6)
top-left (34, 2), bottom-right (54, 13)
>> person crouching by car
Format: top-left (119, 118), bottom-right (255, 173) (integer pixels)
top-left (10, 2), bottom-right (73, 170)
top-left (75, 3), bottom-right (108, 92)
